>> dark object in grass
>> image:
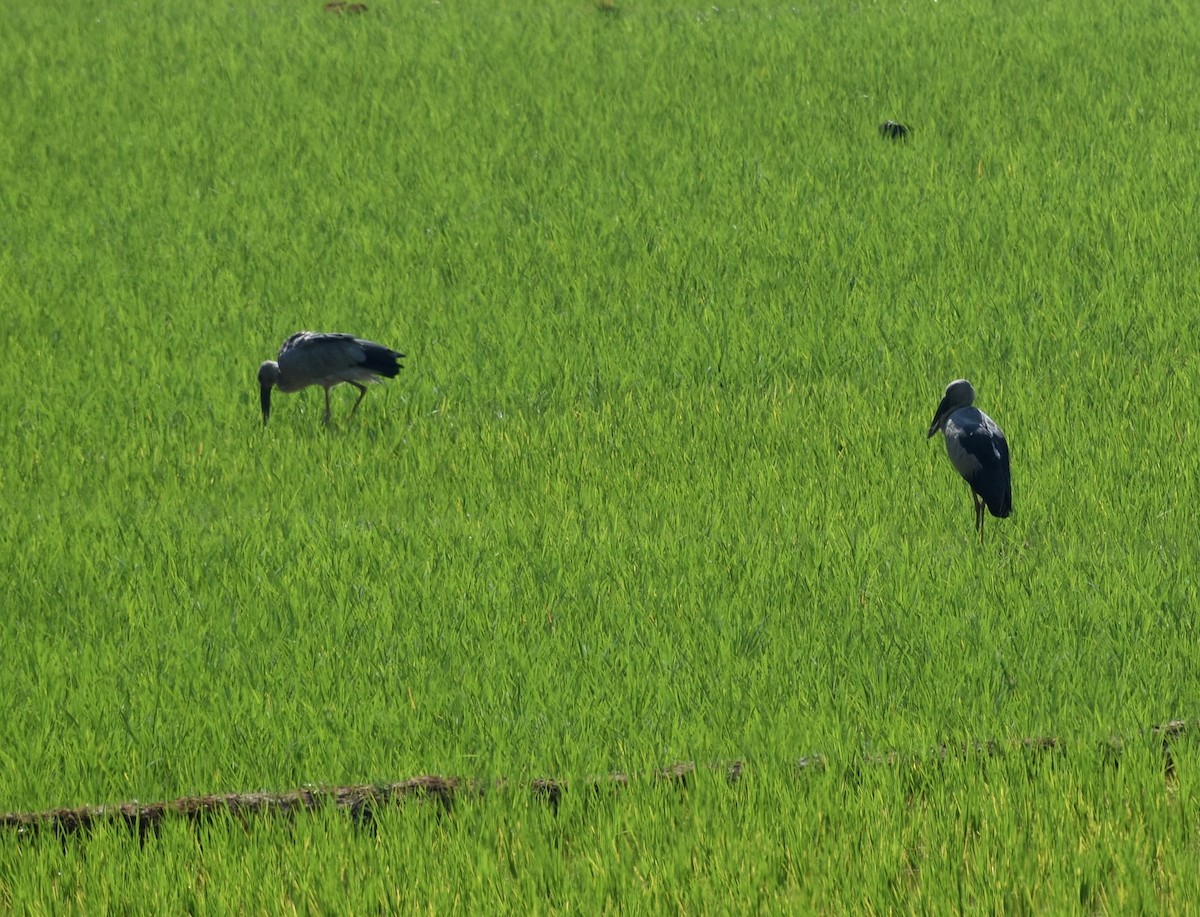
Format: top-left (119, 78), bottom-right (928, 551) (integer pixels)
top-left (325, 2), bottom-right (368, 12)
top-left (879, 120), bottom-right (910, 140)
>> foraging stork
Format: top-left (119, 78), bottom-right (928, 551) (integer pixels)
top-left (258, 331), bottom-right (404, 426)
top-left (927, 379), bottom-right (1011, 542)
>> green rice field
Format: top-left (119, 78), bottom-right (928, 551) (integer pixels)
top-left (1, 0), bottom-right (1198, 909)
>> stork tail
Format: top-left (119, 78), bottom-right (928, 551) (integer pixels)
top-left (359, 342), bottom-right (404, 378)
top-left (985, 485), bottom-right (1012, 519)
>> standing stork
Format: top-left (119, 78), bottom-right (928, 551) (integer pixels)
top-left (927, 379), bottom-right (1012, 543)
top-left (258, 331), bottom-right (404, 426)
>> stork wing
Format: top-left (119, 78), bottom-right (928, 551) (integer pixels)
top-left (277, 332), bottom-right (370, 378)
top-left (957, 419), bottom-right (1011, 517)
top-left (958, 425), bottom-right (1008, 472)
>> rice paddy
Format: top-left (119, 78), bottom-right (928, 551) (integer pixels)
top-left (1, 0), bottom-right (1198, 909)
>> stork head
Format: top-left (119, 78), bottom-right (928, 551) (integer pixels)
top-left (258, 361), bottom-right (280, 425)
top-left (927, 378), bottom-right (976, 438)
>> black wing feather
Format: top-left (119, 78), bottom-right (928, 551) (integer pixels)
top-left (960, 425), bottom-right (1012, 518)
top-left (355, 338), bottom-right (404, 377)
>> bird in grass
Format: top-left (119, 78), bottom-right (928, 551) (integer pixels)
top-left (258, 331), bottom-right (404, 426)
top-left (927, 379), bottom-right (1012, 543)
top-left (878, 120), bottom-right (911, 140)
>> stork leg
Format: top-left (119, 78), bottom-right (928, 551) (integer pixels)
top-left (322, 387), bottom-right (333, 425)
top-left (973, 493), bottom-right (986, 545)
top-left (347, 382), bottom-right (369, 419)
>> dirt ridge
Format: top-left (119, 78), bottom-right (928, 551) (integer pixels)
top-left (2, 721), bottom-right (1187, 837)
